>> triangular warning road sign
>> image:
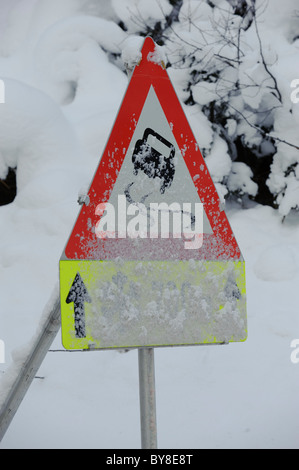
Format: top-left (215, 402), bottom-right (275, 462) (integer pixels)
top-left (60, 37), bottom-right (247, 350)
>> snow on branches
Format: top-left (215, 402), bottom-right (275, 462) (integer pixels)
top-left (114, 0), bottom-right (299, 216)
top-left (0, 0), bottom-right (298, 217)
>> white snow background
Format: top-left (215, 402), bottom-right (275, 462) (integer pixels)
top-left (0, 0), bottom-right (298, 449)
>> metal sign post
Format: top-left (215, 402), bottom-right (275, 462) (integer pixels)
top-left (138, 348), bottom-right (157, 449)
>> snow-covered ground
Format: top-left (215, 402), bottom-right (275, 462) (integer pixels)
top-left (2, 202), bottom-right (299, 449)
top-left (0, 0), bottom-right (298, 449)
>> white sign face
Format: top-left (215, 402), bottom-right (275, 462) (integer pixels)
top-left (107, 85), bottom-right (213, 239)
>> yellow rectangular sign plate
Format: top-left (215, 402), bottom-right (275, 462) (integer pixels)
top-left (60, 259), bottom-right (247, 350)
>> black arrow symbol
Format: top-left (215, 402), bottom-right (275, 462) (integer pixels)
top-left (66, 273), bottom-right (91, 338)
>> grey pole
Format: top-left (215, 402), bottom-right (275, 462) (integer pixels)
top-left (138, 347), bottom-right (157, 449)
top-left (0, 289), bottom-right (61, 442)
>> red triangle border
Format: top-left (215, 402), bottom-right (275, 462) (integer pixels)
top-left (64, 37), bottom-right (241, 261)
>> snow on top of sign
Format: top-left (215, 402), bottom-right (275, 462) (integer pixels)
top-left (147, 44), bottom-right (166, 68)
top-left (121, 35), bottom-right (166, 73)
top-left (121, 36), bottom-right (144, 72)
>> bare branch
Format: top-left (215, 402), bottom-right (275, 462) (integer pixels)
top-left (251, 1), bottom-right (282, 103)
top-left (227, 100), bottom-right (299, 150)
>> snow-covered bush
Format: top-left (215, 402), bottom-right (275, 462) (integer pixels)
top-left (112, 0), bottom-right (299, 217)
top-left (0, 0), bottom-right (299, 219)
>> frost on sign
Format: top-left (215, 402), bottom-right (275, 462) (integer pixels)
top-left (59, 37), bottom-right (247, 350)
top-left (60, 260), bottom-right (246, 349)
